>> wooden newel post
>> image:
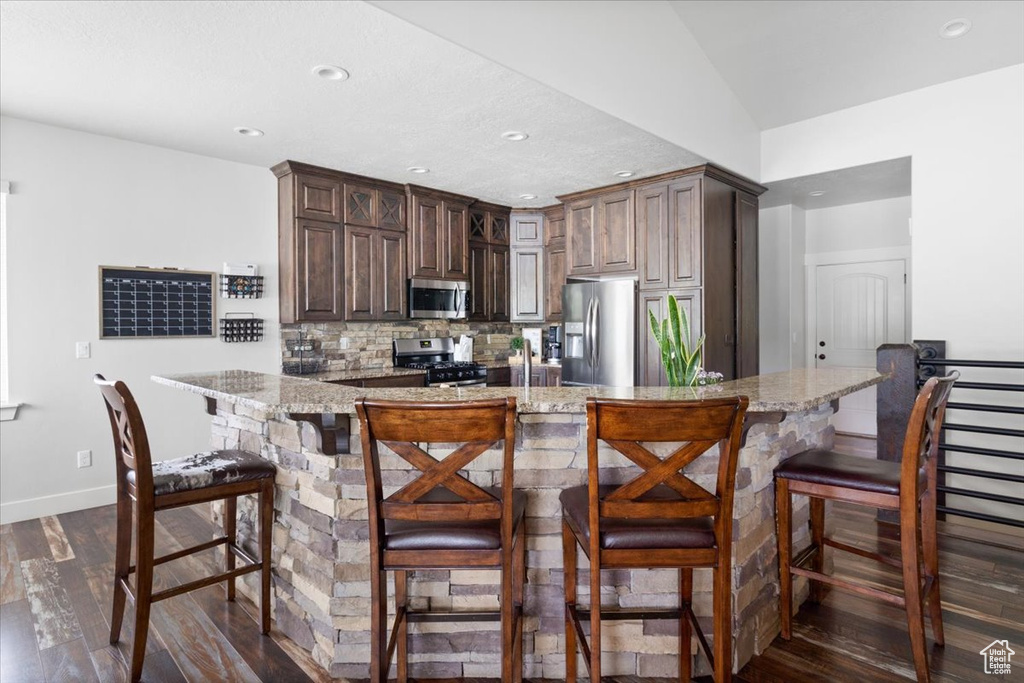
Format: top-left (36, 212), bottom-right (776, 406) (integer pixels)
top-left (876, 343), bottom-right (919, 523)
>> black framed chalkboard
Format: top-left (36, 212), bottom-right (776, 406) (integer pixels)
top-left (99, 266), bottom-right (216, 338)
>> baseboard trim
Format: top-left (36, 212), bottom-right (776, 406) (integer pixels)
top-left (0, 485), bottom-right (116, 524)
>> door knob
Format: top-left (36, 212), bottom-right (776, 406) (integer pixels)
top-left (818, 354), bottom-right (826, 360)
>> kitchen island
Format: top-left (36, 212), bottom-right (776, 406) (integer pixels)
top-left (153, 368), bottom-right (885, 680)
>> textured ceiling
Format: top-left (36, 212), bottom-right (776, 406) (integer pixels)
top-left (672, 0), bottom-right (1024, 130)
top-left (760, 157), bottom-right (911, 210)
top-left (0, 1), bottom-right (704, 207)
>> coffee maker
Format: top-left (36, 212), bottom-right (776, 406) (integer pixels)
top-left (545, 324), bottom-right (563, 362)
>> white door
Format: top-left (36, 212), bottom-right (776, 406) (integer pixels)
top-left (816, 260), bottom-right (907, 435)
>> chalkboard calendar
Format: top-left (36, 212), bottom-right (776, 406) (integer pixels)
top-left (100, 267), bottom-right (215, 338)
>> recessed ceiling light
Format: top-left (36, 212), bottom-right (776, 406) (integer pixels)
top-left (407, 166), bottom-right (430, 174)
top-left (234, 126), bottom-right (264, 137)
top-left (501, 131), bottom-right (529, 142)
top-left (519, 194), bottom-right (537, 200)
top-left (940, 18), bottom-right (972, 39)
top-left (312, 64), bottom-right (350, 81)
top-left (615, 170), bottom-right (635, 178)
top-left (809, 190), bottom-right (826, 197)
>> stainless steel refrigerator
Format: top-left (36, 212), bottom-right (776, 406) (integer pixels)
top-left (561, 279), bottom-right (636, 387)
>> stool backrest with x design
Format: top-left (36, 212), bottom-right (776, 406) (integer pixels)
top-left (587, 396), bottom-right (749, 565)
top-left (357, 397), bottom-right (518, 565)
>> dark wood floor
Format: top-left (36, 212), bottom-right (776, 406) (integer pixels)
top-left (2, 498), bottom-right (1020, 682)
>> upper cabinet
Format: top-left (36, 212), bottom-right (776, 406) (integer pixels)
top-left (408, 185), bottom-right (475, 281)
top-left (510, 212), bottom-right (544, 322)
top-left (565, 189), bottom-right (637, 276)
top-left (637, 177), bottom-right (702, 290)
top-left (566, 198), bottom-right (598, 275)
top-left (597, 189), bottom-right (636, 273)
top-left (295, 173), bottom-right (342, 222)
top-left (344, 183), bottom-right (406, 230)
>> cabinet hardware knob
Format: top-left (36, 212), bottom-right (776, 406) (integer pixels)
top-left (818, 354), bottom-right (826, 360)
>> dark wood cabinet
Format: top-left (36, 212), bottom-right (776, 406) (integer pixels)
top-left (510, 364), bottom-right (561, 387)
top-left (486, 366), bottom-right (511, 387)
top-left (736, 191), bottom-right (759, 379)
top-left (294, 218), bottom-right (343, 321)
top-left (546, 242), bottom-right (566, 320)
top-left (559, 164), bottom-right (764, 382)
top-left (638, 177), bottom-right (702, 290)
top-left (344, 183), bottom-right (407, 230)
top-left (637, 183), bottom-right (669, 289)
top-left (409, 187), bottom-right (475, 281)
top-left (443, 201), bottom-right (469, 279)
top-left (410, 193), bottom-right (443, 279)
top-left (566, 198), bottom-right (598, 275)
top-left (489, 244), bottom-right (510, 322)
top-left (597, 189), bottom-right (636, 273)
top-left (567, 189), bottom-right (636, 276)
top-left (468, 202), bottom-right (512, 322)
top-left (469, 242), bottom-right (489, 321)
top-left (295, 173), bottom-right (341, 222)
top-left (639, 289), bottom-right (702, 387)
top-left (668, 177), bottom-right (702, 288)
top-left (544, 205), bottom-right (567, 322)
top-left (344, 224), bottom-right (407, 321)
top-left (344, 225), bottom-right (375, 319)
top-left (511, 247), bottom-right (543, 321)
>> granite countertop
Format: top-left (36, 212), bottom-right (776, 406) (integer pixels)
top-left (296, 366), bottom-right (426, 383)
top-left (152, 367), bottom-right (886, 416)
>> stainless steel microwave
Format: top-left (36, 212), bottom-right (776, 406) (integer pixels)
top-left (408, 278), bottom-right (469, 319)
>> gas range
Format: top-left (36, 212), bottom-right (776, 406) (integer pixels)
top-left (393, 338), bottom-right (488, 387)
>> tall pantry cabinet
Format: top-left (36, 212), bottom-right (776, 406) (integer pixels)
top-left (559, 164), bottom-right (764, 384)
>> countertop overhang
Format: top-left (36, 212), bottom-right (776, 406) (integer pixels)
top-left (152, 367), bottom-right (887, 416)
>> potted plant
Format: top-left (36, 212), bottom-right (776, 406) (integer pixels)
top-left (648, 296), bottom-right (721, 387)
top-left (509, 336), bottom-right (525, 365)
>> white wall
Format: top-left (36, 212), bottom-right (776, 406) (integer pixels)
top-left (805, 196), bottom-right (911, 254)
top-left (762, 65), bottom-right (1024, 360)
top-left (0, 117), bottom-right (280, 522)
top-left (763, 65), bottom-right (1024, 523)
top-left (758, 204), bottom-right (806, 373)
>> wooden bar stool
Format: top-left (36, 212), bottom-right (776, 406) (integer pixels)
top-left (775, 372), bottom-right (958, 683)
top-left (94, 375), bottom-right (275, 683)
top-left (355, 397), bottom-right (526, 683)
top-left (560, 396), bottom-right (749, 683)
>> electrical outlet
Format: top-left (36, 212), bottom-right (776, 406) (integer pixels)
top-left (339, 337), bottom-right (349, 350)
top-left (77, 450), bottom-right (92, 468)
top-left (75, 341), bottom-right (91, 359)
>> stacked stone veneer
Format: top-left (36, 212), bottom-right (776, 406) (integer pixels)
top-left (282, 320), bottom-right (521, 374)
top-left (213, 401), bottom-right (833, 680)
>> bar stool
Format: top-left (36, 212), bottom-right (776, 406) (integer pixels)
top-left (775, 372), bottom-right (958, 683)
top-left (560, 396), bottom-right (749, 683)
top-left (94, 375), bottom-right (276, 683)
top-left (355, 397), bottom-right (526, 683)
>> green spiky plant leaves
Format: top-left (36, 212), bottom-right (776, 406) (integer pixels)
top-left (648, 296), bottom-right (705, 387)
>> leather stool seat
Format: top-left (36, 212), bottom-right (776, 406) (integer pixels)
top-left (386, 489), bottom-right (528, 551)
top-left (128, 450), bottom-right (276, 496)
top-left (560, 485), bottom-right (715, 550)
top-left (774, 449), bottom-right (925, 496)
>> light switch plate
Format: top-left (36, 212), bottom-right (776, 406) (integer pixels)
top-left (75, 342), bottom-right (91, 359)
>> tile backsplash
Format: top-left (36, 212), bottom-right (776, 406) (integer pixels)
top-left (281, 321), bottom-right (518, 374)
